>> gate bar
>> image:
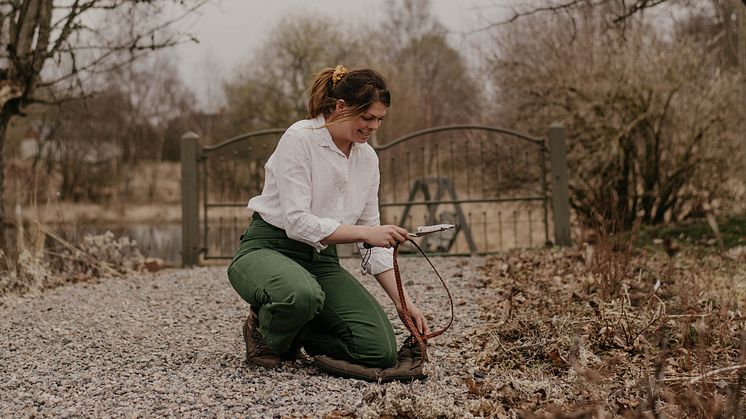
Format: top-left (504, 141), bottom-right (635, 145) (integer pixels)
top-left (181, 132), bottom-right (201, 267)
top-left (374, 124), bottom-right (544, 151)
top-left (380, 196), bottom-right (545, 207)
top-left (548, 123), bottom-right (572, 246)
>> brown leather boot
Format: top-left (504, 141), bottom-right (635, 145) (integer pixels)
top-left (314, 355), bottom-right (385, 382)
top-left (314, 336), bottom-right (427, 382)
top-left (242, 308), bottom-right (281, 369)
top-left (380, 335), bottom-right (427, 382)
top-left (281, 339), bottom-right (304, 361)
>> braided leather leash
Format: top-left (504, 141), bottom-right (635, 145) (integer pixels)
top-left (392, 239), bottom-right (454, 368)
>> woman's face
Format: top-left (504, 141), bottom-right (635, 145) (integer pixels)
top-left (334, 101), bottom-right (388, 145)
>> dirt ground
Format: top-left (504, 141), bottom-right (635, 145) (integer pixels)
top-left (2, 239), bottom-right (745, 417)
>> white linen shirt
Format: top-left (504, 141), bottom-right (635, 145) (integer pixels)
top-left (247, 115), bottom-right (394, 276)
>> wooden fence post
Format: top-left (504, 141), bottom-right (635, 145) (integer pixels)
top-left (181, 132), bottom-right (201, 266)
top-left (548, 123), bottom-right (572, 246)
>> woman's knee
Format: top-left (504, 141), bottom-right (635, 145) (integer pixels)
top-left (346, 325), bottom-right (398, 368)
top-left (351, 339), bottom-right (397, 368)
top-left (284, 282), bottom-right (325, 320)
top-left (227, 249), bottom-right (324, 315)
top-left (372, 342), bottom-right (397, 368)
top-left (227, 261), bottom-right (268, 307)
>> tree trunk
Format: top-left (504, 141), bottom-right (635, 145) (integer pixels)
top-left (0, 111), bottom-right (11, 253)
top-left (738, 0), bottom-right (746, 192)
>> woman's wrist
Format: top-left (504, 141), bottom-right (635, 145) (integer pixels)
top-left (321, 224), bottom-right (373, 245)
top-left (393, 299), bottom-right (404, 311)
top-left (358, 225), bottom-right (374, 243)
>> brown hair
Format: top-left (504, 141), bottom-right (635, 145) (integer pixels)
top-left (307, 66), bottom-right (391, 121)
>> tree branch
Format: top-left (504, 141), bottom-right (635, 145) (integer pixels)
top-left (481, 0), bottom-right (736, 27)
top-left (612, 0), bottom-right (669, 24)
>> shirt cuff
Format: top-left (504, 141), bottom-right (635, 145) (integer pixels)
top-left (309, 218), bottom-right (342, 252)
top-left (357, 245), bottom-right (394, 276)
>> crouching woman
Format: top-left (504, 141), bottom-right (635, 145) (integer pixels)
top-left (227, 65), bottom-right (428, 381)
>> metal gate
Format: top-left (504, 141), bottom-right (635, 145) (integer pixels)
top-left (376, 125), bottom-right (549, 256)
top-left (180, 124), bottom-right (570, 265)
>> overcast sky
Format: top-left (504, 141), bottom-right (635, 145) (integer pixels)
top-left (171, 0), bottom-right (501, 109)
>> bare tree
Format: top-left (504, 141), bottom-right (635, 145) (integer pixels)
top-left (486, 5), bottom-right (743, 226)
top-left (0, 0), bottom-right (205, 251)
top-left (375, 0), bottom-right (481, 141)
top-left (382, 0), bottom-right (447, 51)
top-left (222, 1), bottom-right (481, 138)
top-left (112, 53), bottom-right (195, 203)
top-left (26, 89), bottom-right (131, 202)
top-left (221, 13), bottom-right (359, 134)
top-left (484, 0), bottom-right (745, 26)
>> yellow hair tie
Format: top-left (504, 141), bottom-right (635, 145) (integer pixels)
top-left (332, 65), bottom-right (348, 86)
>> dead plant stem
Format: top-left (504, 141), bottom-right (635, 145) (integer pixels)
top-left (725, 328), bottom-right (746, 417)
top-left (687, 364), bottom-right (746, 385)
top-left (35, 222), bottom-right (121, 277)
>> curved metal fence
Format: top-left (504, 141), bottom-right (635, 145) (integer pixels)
top-left (180, 124), bottom-right (570, 266)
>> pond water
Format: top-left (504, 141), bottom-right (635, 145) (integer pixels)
top-left (52, 223), bottom-right (183, 264)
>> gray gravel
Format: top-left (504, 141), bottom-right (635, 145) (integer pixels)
top-left (0, 256), bottom-right (497, 418)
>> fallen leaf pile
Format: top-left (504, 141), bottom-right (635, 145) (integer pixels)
top-left (466, 246), bottom-right (746, 417)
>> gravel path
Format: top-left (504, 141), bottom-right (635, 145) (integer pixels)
top-left (0, 256), bottom-right (496, 418)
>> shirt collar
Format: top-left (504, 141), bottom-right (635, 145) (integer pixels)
top-left (310, 114), bottom-right (360, 155)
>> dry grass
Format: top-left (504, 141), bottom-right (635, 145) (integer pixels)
top-left (1, 205), bottom-right (146, 298)
top-left (464, 244), bottom-right (746, 417)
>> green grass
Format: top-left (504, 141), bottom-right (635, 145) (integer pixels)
top-left (637, 213), bottom-right (746, 249)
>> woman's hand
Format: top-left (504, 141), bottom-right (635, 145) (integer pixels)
top-left (364, 225), bottom-right (409, 248)
top-left (372, 261), bottom-right (429, 336)
top-left (397, 299), bottom-right (430, 336)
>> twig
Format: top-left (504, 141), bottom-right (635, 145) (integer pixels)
top-left (687, 364), bottom-right (746, 385)
top-left (490, 331), bottom-right (506, 352)
top-left (662, 376), bottom-right (735, 383)
top-left (623, 282), bottom-right (631, 307)
top-left (641, 313), bottom-right (743, 321)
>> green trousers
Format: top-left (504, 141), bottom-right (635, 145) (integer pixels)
top-left (227, 214), bottom-right (397, 368)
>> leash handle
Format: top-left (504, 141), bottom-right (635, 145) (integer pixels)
top-left (362, 224), bottom-right (457, 248)
top-left (363, 239), bottom-right (400, 249)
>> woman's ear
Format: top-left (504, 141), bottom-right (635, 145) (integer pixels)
top-left (335, 99), bottom-right (346, 113)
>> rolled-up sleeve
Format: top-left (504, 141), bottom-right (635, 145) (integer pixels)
top-left (355, 162), bottom-right (394, 275)
top-left (356, 245), bottom-right (394, 276)
top-left (271, 131), bottom-right (341, 251)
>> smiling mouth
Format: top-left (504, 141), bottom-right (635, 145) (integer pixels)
top-left (358, 129), bottom-right (370, 139)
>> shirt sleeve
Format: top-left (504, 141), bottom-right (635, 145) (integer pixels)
top-left (271, 129), bottom-right (341, 251)
top-left (355, 157), bottom-right (394, 276)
